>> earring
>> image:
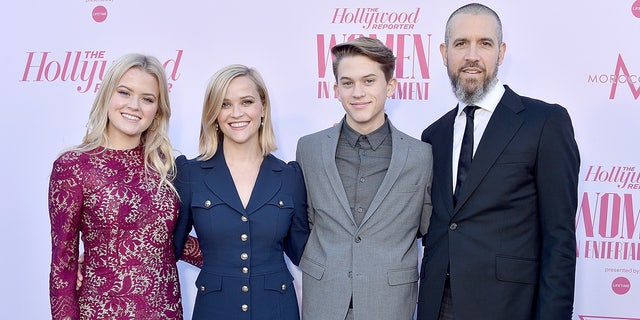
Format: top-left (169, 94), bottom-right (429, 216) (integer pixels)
top-left (261, 117), bottom-right (264, 127)
top-left (215, 123), bottom-right (219, 131)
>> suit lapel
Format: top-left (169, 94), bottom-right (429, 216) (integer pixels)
top-left (454, 87), bottom-right (524, 213)
top-left (202, 151), bottom-right (246, 215)
top-left (322, 122), bottom-right (355, 224)
top-left (360, 123), bottom-right (407, 226)
top-left (245, 155), bottom-right (281, 215)
top-left (430, 108), bottom-right (457, 217)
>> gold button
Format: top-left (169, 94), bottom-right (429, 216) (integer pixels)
top-left (281, 284), bottom-right (287, 291)
top-left (278, 200), bottom-right (284, 207)
top-left (204, 200), bottom-right (211, 208)
top-left (241, 234), bottom-right (248, 241)
top-left (240, 253), bottom-right (248, 260)
top-left (242, 267), bottom-right (249, 274)
top-left (242, 285), bottom-right (249, 292)
top-left (241, 304), bottom-right (248, 312)
top-left (200, 285), bottom-right (206, 292)
top-left (241, 216), bottom-right (248, 222)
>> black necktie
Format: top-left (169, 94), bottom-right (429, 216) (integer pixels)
top-left (454, 105), bottom-right (478, 206)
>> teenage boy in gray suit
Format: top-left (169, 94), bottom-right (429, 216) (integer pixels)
top-left (296, 36), bottom-right (433, 320)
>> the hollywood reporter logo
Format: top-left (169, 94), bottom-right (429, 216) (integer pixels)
top-left (576, 165), bottom-right (640, 261)
top-left (319, 7), bottom-right (431, 101)
top-left (331, 7), bottom-right (420, 30)
top-left (20, 50), bottom-right (183, 93)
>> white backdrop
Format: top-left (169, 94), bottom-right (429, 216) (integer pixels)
top-left (2, 1), bottom-right (639, 319)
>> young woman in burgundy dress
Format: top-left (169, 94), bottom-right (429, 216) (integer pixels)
top-left (48, 53), bottom-right (200, 320)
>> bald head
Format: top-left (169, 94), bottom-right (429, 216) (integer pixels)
top-left (445, 3), bottom-right (503, 46)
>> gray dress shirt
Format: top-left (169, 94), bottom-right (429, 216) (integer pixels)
top-left (335, 117), bottom-right (392, 226)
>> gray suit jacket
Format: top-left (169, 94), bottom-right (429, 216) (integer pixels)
top-left (296, 119), bottom-right (433, 320)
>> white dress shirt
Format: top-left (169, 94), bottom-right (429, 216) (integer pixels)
top-left (451, 80), bottom-right (505, 192)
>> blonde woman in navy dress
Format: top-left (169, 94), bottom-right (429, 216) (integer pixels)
top-left (48, 53), bottom-right (201, 319)
top-left (173, 64), bottom-right (310, 319)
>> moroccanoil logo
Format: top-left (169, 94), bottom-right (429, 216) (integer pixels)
top-left (587, 55), bottom-right (639, 100)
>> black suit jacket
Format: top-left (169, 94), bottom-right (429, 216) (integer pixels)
top-left (417, 85), bottom-right (580, 320)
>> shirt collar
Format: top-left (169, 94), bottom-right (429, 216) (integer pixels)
top-left (458, 79), bottom-right (505, 116)
top-left (341, 115), bottom-right (390, 150)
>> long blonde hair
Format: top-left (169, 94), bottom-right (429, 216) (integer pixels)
top-left (69, 53), bottom-right (176, 193)
top-left (198, 64), bottom-right (277, 160)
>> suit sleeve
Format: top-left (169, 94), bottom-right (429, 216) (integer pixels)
top-left (295, 139), bottom-right (315, 229)
top-left (173, 155), bottom-right (195, 262)
top-left (283, 161), bottom-right (310, 266)
top-left (535, 106), bottom-right (580, 319)
top-left (419, 144), bottom-right (434, 238)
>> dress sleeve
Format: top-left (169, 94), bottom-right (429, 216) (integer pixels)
top-left (283, 161), bottom-right (310, 266)
top-left (179, 235), bottom-right (203, 268)
top-left (48, 154), bottom-right (83, 320)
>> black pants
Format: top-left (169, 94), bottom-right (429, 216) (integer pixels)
top-left (438, 275), bottom-right (455, 320)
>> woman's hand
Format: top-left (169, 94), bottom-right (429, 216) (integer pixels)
top-left (76, 254), bottom-right (84, 290)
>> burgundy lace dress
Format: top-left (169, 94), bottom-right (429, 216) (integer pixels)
top-left (48, 145), bottom-right (196, 320)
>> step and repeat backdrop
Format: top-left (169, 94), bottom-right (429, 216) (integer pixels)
top-left (2, 0), bottom-right (639, 318)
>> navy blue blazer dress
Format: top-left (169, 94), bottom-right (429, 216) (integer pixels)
top-left (173, 151), bottom-right (310, 320)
